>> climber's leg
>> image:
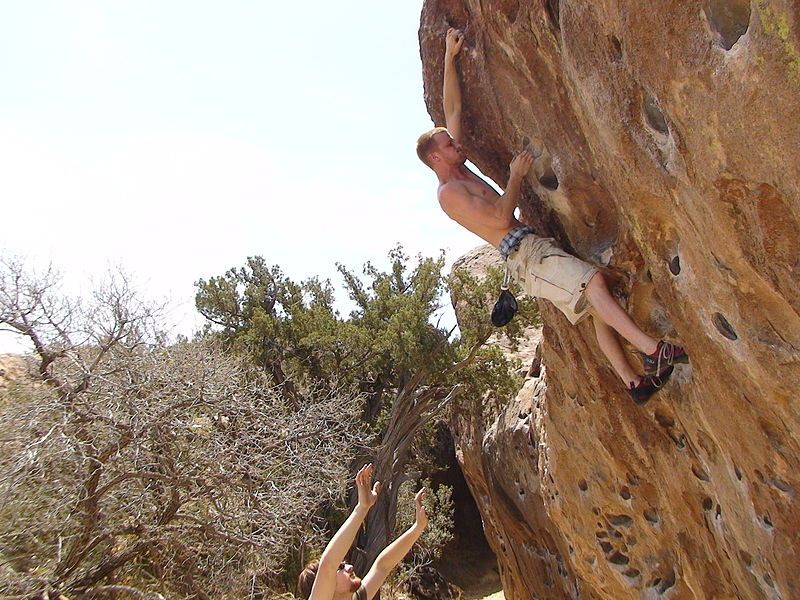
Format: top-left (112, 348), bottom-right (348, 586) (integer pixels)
top-left (594, 315), bottom-right (676, 402)
top-left (592, 316), bottom-right (639, 385)
top-left (584, 273), bottom-right (659, 355)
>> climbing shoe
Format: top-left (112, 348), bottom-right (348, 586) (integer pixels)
top-left (628, 365), bottom-right (674, 405)
top-left (640, 341), bottom-right (689, 376)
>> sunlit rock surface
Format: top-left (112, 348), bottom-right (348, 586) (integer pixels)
top-left (429, 2), bottom-right (800, 598)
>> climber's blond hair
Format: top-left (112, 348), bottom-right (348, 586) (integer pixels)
top-left (416, 127), bottom-right (449, 168)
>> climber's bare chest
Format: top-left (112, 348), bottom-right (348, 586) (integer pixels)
top-left (459, 175), bottom-right (500, 202)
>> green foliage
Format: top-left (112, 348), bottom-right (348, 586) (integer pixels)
top-left (195, 246), bottom-right (539, 593)
top-left (196, 247), bottom-right (538, 420)
top-left (452, 345), bottom-right (525, 421)
top-left (446, 262), bottom-right (539, 419)
top-left (448, 264), bottom-right (540, 351)
top-left (196, 248), bottom-right (467, 432)
top-left (394, 479), bottom-right (454, 564)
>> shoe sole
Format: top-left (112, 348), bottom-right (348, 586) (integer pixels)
top-left (631, 365), bottom-right (675, 405)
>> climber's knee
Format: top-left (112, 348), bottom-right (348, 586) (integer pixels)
top-left (584, 271), bottom-right (608, 303)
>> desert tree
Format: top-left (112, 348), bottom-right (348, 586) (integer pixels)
top-left (194, 247), bottom-right (538, 579)
top-left (0, 255), bottom-right (360, 599)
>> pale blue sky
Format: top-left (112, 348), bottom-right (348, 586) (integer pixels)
top-left (0, 1), bottom-right (483, 352)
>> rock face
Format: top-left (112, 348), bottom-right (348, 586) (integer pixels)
top-left (424, 2), bottom-right (800, 598)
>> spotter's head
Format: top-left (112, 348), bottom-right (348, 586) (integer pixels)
top-left (297, 560), bottom-right (362, 599)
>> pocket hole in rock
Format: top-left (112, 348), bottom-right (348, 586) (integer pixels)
top-left (643, 95), bottom-right (670, 135)
top-left (692, 463), bottom-right (711, 482)
top-left (538, 168), bottom-right (560, 190)
top-left (669, 255), bottom-right (681, 275)
top-left (762, 515), bottom-right (774, 529)
top-left (610, 35), bottom-right (623, 62)
top-left (609, 514), bottom-right (634, 528)
top-left (608, 551), bottom-right (629, 565)
top-left (624, 568), bottom-right (640, 579)
top-left (702, 497), bottom-right (713, 511)
top-left (739, 550), bottom-right (753, 567)
top-left (763, 573), bottom-right (775, 588)
top-left (545, 0), bottom-right (561, 31)
top-left (596, 530), bottom-right (608, 539)
top-left (759, 418), bottom-right (786, 452)
top-left (712, 312), bottom-right (738, 340)
top-left (644, 508), bottom-right (659, 524)
top-left (772, 478), bottom-right (792, 493)
top-left (620, 486), bottom-right (632, 500)
top-left (578, 479), bottom-right (588, 492)
top-left (715, 504), bottom-right (722, 519)
top-left (734, 464), bottom-right (743, 480)
top-left (654, 410), bottom-right (675, 429)
top-left (704, 0), bottom-right (751, 50)
top-left (658, 568), bottom-right (676, 594)
top-left (599, 541), bottom-right (613, 553)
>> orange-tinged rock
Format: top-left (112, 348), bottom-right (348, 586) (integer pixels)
top-left (428, 1), bottom-right (800, 598)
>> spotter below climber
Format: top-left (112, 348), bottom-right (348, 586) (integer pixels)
top-left (416, 28), bottom-right (688, 403)
top-left (297, 463), bottom-right (429, 600)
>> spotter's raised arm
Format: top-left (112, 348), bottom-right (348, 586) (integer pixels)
top-left (298, 464), bottom-right (429, 600)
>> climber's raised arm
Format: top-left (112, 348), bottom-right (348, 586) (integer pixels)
top-left (360, 489), bottom-right (429, 600)
top-left (443, 27), bottom-right (465, 143)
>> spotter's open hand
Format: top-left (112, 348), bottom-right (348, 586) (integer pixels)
top-left (356, 463), bottom-right (381, 510)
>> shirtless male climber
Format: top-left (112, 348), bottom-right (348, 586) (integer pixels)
top-left (416, 28), bottom-right (688, 403)
top-left (297, 463), bottom-right (429, 600)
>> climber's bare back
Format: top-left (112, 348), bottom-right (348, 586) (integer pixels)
top-left (437, 167), bottom-right (523, 248)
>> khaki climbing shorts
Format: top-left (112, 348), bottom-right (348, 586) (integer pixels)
top-left (506, 235), bottom-right (597, 325)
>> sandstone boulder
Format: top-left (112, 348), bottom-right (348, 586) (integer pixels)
top-left (426, 2), bottom-right (800, 598)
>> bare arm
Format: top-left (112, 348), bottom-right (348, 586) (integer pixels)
top-left (310, 464), bottom-right (382, 600)
top-left (443, 28), bottom-right (464, 143)
top-left (439, 151), bottom-right (534, 229)
top-left (361, 489), bottom-right (429, 600)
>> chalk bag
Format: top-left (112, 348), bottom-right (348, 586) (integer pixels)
top-left (491, 266), bottom-right (517, 327)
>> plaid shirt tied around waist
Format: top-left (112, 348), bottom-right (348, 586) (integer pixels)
top-left (498, 226), bottom-right (535, 260)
